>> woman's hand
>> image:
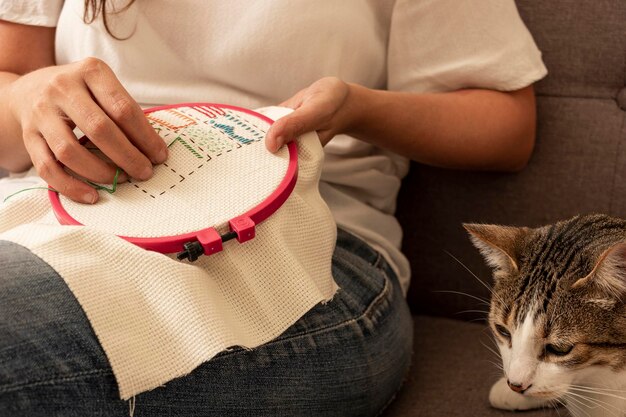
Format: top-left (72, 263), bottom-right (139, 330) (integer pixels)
top-left (8, 57), bottom-right (167, 203)
top-left (265, 77), bottom-right (356, 152)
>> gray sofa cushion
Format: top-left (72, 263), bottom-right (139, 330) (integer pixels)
top-left (516, 0), bottom-right (626, 100)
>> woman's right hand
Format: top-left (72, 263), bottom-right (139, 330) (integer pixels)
top-left (8, 57), bottom-right (168, 204)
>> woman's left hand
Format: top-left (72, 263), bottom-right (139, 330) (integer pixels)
top-left (265, 77), bottom-right (355, 152)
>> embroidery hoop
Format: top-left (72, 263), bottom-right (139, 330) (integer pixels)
top-left (49, 103), bottom-right (298, 261)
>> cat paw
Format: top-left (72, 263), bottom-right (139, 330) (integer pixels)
top-left (489, 378), bottom-right (550, 411)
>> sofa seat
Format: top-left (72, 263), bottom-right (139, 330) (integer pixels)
top-left (383, 316), bottom-right (560, 417)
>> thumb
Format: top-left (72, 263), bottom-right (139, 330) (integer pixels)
top-left (265, 111), bottom-right (311, 153)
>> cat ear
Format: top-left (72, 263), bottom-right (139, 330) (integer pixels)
top-left (572, 242), bottom-right (626, 300)
top-left (464, 223), bottom-right (529, 274)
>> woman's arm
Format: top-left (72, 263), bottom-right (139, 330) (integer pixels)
top-left (0, 20), bottom-right (167, 203)
top-left (0, 21), bottom-right (55, 172)
top-left (266, 77), bottom-right (537, 172)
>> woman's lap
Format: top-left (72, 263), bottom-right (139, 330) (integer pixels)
top-left (0, 229), bottom-right (413, 417)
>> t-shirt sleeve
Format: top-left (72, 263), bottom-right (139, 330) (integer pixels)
top-left (0, 0), bottom-right (64, 27)
top-left (388, 0), bottom-right (547, 93)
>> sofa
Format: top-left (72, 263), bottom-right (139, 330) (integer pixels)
top-left (383, 1), bottom-right (626, 416)
top-left (1, 1), bottom-right (623, 415)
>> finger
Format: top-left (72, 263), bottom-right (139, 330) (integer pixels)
top-left (40, 115), bottom-right (128, 184)
top-left (266, 105), bottom-right (320, 152)
top-left (24, 131), bottom-right (99, 204)
top-left (79, 58), bottom-right (168, 164)
top-left (60, 87), bottom-right (154, 181)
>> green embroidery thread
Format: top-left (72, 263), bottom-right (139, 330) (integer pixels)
top-left (169, 136), bottom-right (204, 159)
top-left (3, 168), bottom-right (122, 203)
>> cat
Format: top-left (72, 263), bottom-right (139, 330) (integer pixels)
top-left (465, 214), bottom-right (626, 417)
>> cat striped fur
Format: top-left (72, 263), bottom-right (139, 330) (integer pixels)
top-left (466, 214), bottom-right (626, 417)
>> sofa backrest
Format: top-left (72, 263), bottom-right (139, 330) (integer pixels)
top-left (396, 0), bottom-right (626, 319)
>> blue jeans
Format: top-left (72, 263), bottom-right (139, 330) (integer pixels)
top-left (0, 229), bottom-right (413, 416)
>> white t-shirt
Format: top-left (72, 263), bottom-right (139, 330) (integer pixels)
top-left (0, 0), bottom-right (547, 293)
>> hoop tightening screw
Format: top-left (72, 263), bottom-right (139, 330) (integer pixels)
top-left (177, 241), bottom-right (204, 262)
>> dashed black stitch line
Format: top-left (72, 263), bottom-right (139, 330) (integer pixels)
top-left (164, 163), bottom-right (178, 174)
top-left (110, 111), bottom-right (260, 200)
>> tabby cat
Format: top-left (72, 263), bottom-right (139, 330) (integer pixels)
top-left (465, 214), bottom-right (626, 417)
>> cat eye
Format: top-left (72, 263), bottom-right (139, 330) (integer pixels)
top-left (545, 343), bottom-right (574, 356)
top-left (494, 324), bottom-right (511, 340)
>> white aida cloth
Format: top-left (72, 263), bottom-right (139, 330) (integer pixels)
top-left (0, 106), bottom-right (338, 400)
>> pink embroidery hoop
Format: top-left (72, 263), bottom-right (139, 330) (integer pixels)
top-left (49, 103), bottom-right (298, 261)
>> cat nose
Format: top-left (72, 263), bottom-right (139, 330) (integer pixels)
top-left (507, 380), bottom-right (532, 394)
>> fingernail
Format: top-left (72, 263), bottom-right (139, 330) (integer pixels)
top-left (83, 192), bottom-right (97, 204)
top-left (154, 147), bottom-right (168, 164)
top-left (272, 136), bottom-right (283, 152)
top-left (140, 165), bottom-right (153, 180)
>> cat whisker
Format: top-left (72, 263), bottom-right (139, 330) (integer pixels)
top-left (562, 394), bottom-right (593, 417)
top-left (549, 398), bottom-right (566, 417)
top-left (482, 353), bottom-right (502, 364)
top-left (480, 340), bottom-right (502, 361)
top-left (486, 360), bottom-right (503, 372)
top-left (483, 332), bottom-right (503, 352)
top-left (454, 309), bottom-right (490, 323)
top-left (546, 398), bottom-right (566, 417)
top-left (467, 317), bottom-right (490, 324)
top-left (481, 344), bottom-right (504, 374)
top-left (489, 370), bottom-right (504, 380)
top-left (432, 290), bottom-right (490, 306)
top-left (572, 392), bottom-right (623, 414)
top-left (455, 309), bottom-right (490, 315)
top-left (444, 250), bottom-right (507, 307)
top-left (568, 384), bottom-right (626, 394)
top-left (485, 357), bottom-right (503, 370)
top-left (568, 385), bottom-right (626, 401)
top-left (565, 390), bottom-right (622, 417)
